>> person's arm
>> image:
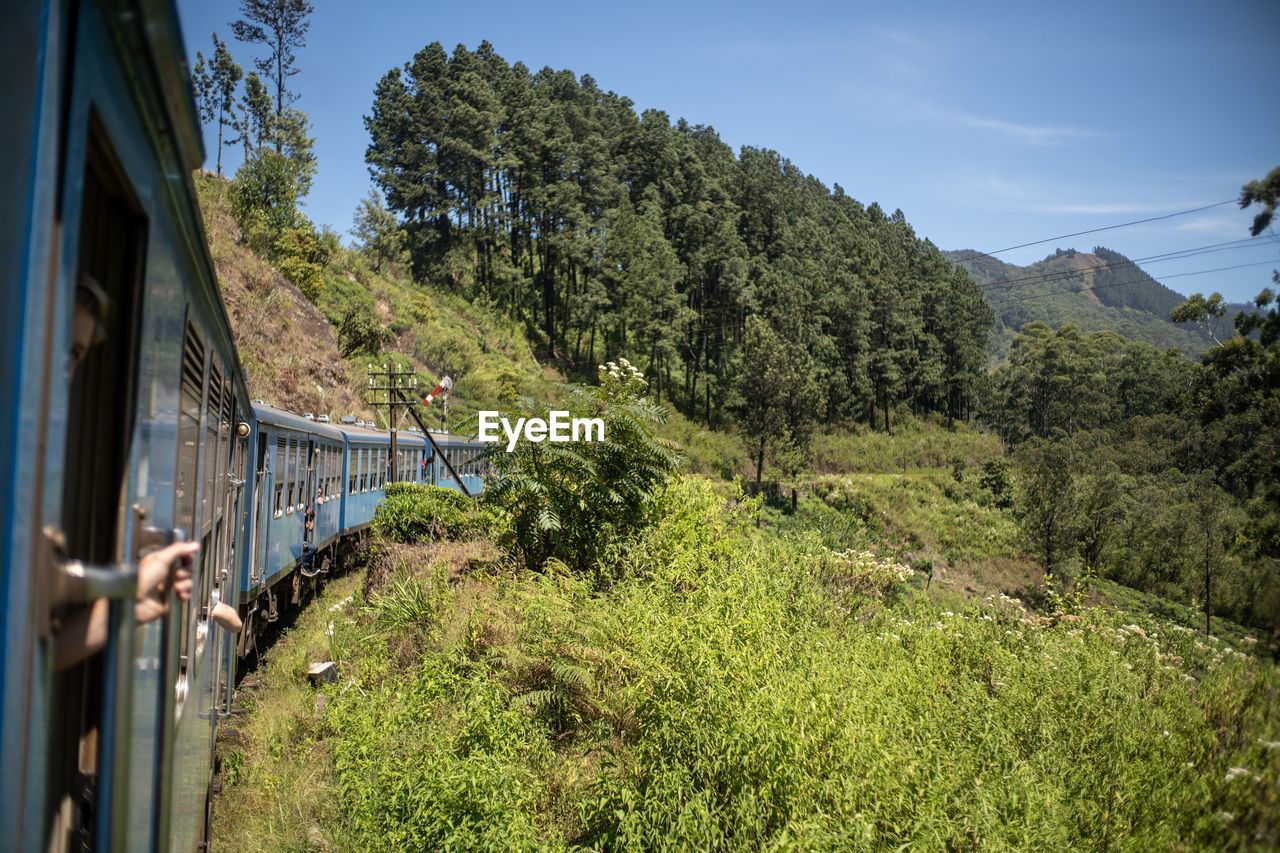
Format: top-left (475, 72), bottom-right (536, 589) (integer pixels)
top-left (54, 599), bottom-right (110, 671)
top-left (210, 600), bottom-right (243, 633)
top-left (53, 540), bottom-right (197, 670)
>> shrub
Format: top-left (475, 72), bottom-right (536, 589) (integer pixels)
top-left (338, 303), bottom-right (391, 357)
top-left (485, 359), bottom-right (681, 581)
top-left (979, 458), bottom-right (1014, 508)
top-left (272, 221), bottom-right (330, 301)
top-left (373, 482), bottom-right (504, 543)
top-left (230, 149), bottom-right (299, 240)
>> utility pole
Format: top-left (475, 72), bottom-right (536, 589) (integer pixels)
top-left (365, 360), bottom-right (417, 483)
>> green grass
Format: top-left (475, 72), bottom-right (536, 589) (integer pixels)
top-left (214, 477), bottom-right (1279, 850)
top-left (812, 416), bottom-right (1005, 476)
top-left (211, 572), bottom-right (363, 851)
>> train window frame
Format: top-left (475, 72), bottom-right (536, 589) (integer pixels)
top-left (274, 435), bottom-right (286, 517)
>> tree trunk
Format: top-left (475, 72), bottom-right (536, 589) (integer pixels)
top-left (1204, 547), bottom-right (1212, 636)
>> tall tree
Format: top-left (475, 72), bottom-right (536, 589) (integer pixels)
top-left (231, 0), bottom-right (313, 154)
top-left (352, 189), bottom-right (407, 273)
top-left (190, 51), bottom-right (215, 137)
top-left (208, 34), bottom-right (242, 177)
top-left (239, 70), bottom-right (273, 157)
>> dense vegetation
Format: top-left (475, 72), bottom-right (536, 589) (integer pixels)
top-left (213, 476), bottom-right (1279, 849)
top-left (986, 307), bottom-right (1280, 638)
top-left (362, 41), bottom-right (992, 453)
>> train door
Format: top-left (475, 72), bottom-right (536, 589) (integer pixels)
top-left (45, 118), bottom-right (148, 851)
top-left (304, 439), bottom-right (317, 547)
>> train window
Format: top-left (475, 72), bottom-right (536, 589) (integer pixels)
top-left (202, 365), bottom-right (220, 529)
top-left (176, 324), bottom-right (204, 535)
top-left (49, 121), bottom-right (150, 843)
top-left (274, 436), bottom-right (285, 516)
top-left (174, 322), bottom-right (207, 720)
top-left (348, 449), bottom-right (356, 494)
top-left (289, 437), bottom-right (297, 509)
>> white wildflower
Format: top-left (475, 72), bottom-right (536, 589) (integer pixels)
top-left (1225, 767), bottom-right (1250, 783)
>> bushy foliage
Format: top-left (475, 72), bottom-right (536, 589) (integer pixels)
top-left (231, 149), bottom-right (300, 242)
top-left (978, 458), bottom-right (1014, 508)
top-left (337, 303), bottom-right (391, 357)
top-left (271, 220), bottom-right (330, 300)
top-left (352, 189), bottom-right (409, 274)
top-left (305, 477), bottom-right (1278, 850)
top-left (485, 360), bottom-right (681, 580)
top-left (373, 482), bottom-right (505, 543)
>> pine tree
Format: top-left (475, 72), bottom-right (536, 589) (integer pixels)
top-left (209, 34), bottom-right (242, 177)
top-left (231, 0), bottom-right (313, 154)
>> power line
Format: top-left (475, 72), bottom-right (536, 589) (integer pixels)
top-left (947, 198), bottom-right (1238, 267)
top-left (987, 259), bottom-right (1278, 307)
top-left (970, 236), bottom-right (1268, 291)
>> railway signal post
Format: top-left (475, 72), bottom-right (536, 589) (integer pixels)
top-left (365, 361), bottom-right (418, 482)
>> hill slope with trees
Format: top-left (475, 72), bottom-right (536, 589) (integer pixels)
top-left (947, 246), bottom-right (1248, 358)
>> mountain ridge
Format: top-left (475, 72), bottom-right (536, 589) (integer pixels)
top-left (945, 246), bottom-right (1245, 358)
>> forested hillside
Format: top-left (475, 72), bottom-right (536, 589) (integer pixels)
top-left (948, 246), bottom-right (1238, 358)
top-left (363, 42), bottom-right (992, 443)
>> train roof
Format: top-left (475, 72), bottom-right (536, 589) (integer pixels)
top-left (250, 403), bottom-right (479, 447)
top-left (251, 402), bottom-right (346, 440)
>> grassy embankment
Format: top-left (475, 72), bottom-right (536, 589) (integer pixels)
top-left (213, 479), bottom-right (1278, 850)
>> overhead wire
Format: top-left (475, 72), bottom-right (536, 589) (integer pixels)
top-left (946, 198), bottom-right (1239, 266)
top-left (986, 259), bottom-right (1278, 307)
top-left (969, 235), bottom-right (1271, 291)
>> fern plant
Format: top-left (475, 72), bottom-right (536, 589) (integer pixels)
top-left (485, 360), bottom-right (681, 582)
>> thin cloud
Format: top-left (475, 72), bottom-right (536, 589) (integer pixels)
top-left (1174, 213), bottom-right (1255, 236)
top-left (1035, 201), bottom-right (1211, 216)
top-left (924, 106), bottom-right (1110, 145)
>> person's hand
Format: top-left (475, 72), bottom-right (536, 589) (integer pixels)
top-left (135, 540), bottom-right (198, 624)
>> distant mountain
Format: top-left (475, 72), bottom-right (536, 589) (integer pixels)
top-left (945, 246), bottom-right (1246, 359)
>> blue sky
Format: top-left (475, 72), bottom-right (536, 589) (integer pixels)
top-left (177, 0), bottom-right (1280, 303)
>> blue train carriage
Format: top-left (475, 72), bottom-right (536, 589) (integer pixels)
top-left (236, 404), bottom-right (346, 647)
top-left (425, 429), bottom-right (489, 496)
top-left (333, 421), bottom-right (401, 532)
top-left (0, 0), bottom-right (252, 849)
